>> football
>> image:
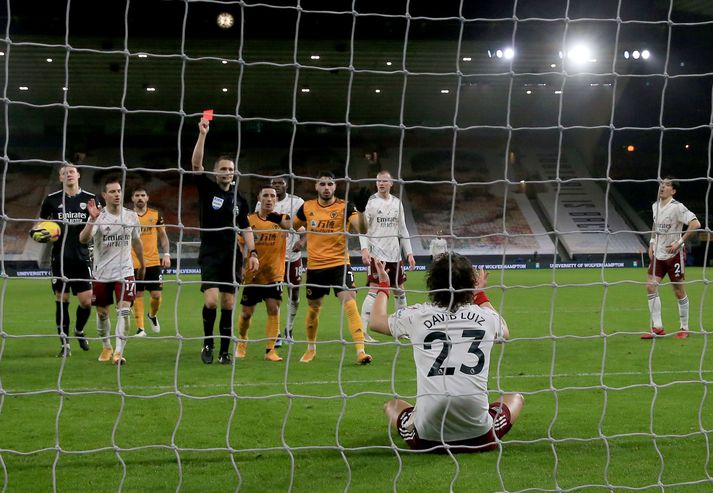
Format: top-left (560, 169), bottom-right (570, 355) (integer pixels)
top-left (37, 221), bottom-right (62, 243)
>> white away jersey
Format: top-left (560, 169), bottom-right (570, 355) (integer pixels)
top-left (90, 208), bottom-right (141, 281)
top-left (388, 302), bottom-right (506, 442)
top-left (358, 193), bottom-right (413, 262)
top-left (651, 199), bottom-right (696, 260)
top-left (256, 193), bottom-right (304, 262)
top-left (430, 238), bottom-right (448, 258)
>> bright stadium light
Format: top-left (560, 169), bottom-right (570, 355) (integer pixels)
top-left (624, 50), bottom-right (630, 59)
top-left (222, 88), bottom-right (228, 93)
top-left (550, 63), bottom-right (557, 68)
top-left (46, 58), bottom-right (53, 63)
top-left (440, 89), bottom-right (450, 94)
top-left (19, 86), bottom-right (29, 91)
top-left (641, 49), bottom-right (650, 59)
top-left (310, 55), bottom-right (320, 60)
top-left (632, 50), bottom-right (640, 59)
top-left (495, 49), bottom-right (503, 58)
top-left (554, 90), bottom-right (562, 94)
top-left (301, 88), bottom-right (310, 93)
top-left (525, 90), bottom-right (532, 94)
top-left (138, 54), bottom-right (148, 58)
top-left (221, 60), bottom-right (228, 64)
top-left (145, 87), bottom-right (156, 92)
top-left (462, 56), bottom-right (472, 62)
top-left (504, 48), bottom-right (514, 59)
top-left (374, 89), bottom-right (381, 93)
top-left (567, 44), bottom-right (592, 65)
top-left (386, 61), bottom-right (392, 66)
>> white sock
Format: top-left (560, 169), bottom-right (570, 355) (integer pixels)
top-left (115, 308), bottom-right (131, 354)
top-left (286, 299), bottom-right (299, 334)
top-left (97, 315), bottom-right (112, 349)
top-left (647, 293), bottom-right (663, 328)
top-left (361, 292), bottom-right (376, 331)
top-left (395, 293), bottom-right (407, 311)
top-left (678, 296), bottom-right (689, 330)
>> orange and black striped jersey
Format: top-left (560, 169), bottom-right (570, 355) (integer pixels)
top-left (295, 198), bottom-right (357, 270)
top-left (132, 207), bottom-right (165, 268)
top-left (244, 212), bottom-right (288, 285)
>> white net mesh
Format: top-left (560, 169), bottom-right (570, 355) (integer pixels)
top-left (1, 0), bottom-right (712, 491)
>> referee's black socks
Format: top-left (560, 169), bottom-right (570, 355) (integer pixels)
top-left (219, 309), bottom-right (233, 354)
top-left (202, 306), bottom-right (217, 348)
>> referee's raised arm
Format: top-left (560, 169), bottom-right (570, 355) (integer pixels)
top-left (191, 118), bottom-right (210, 174)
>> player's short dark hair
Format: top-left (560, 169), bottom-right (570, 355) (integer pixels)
top-left (214, 155), bottom-right (235, 167)
top-left (270, 175), bottom-right (288, 184)
top-left (103, 175), bottom-right (122, 191)
top-left (316, 170), bottom-right (336, 180)
top-left (663, 175), bottom-right (680, 191)
top-left (427, 253), bottom-right (475, 311)
top-left (259, 184), bottom-right (276, 193)
top-left (132, 185), bottom-right (148, 195)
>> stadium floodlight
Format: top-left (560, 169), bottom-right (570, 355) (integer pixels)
top-left (554, 90), bottom-right (562, 94)
top-left (567, 44), bottom-right (593, 65)
top-left (310, 55), bottom-right (320, 60)
top-left (462, 57), bottom-right (472, 62)
top-left (221, 60), bottom-right (228, 64)
top-left (526, 90), bottom-right (532, 94)
top-left (626, 144), bottom-right (635, 152)
top-left (138, 53), bottom-right (148, 58)
top-left (19, 86), bottom-right (29, 91)
top-left (487, 50), bottom-right (492, 58)
top-left (374, 89), bottom-right (381, 93)
top-left (46, 58), bottom-right (53, 63)
top-left (386, 61), bottom-right (392, 66)
top-left (632, 50), bottom-right (640, 59)
top-left (503, 48), bottom-right (514, 59)
top-left (221, 88), bottom-right (228, 93)
top-left (641, 49), bottom-right (650, 59)
top-left (550, 63), bottom-right (557, 68)
top-left (145, 87), bottom-right (156, 92)
top-left (440, 89), bottom-right (450, 94)
top-left (495, 49), bottom-right (503, 58)
top-left (624, 50), bottom-right (630, 59)
top-left (62, 87), bottom-right (68, 91)
top-left (301, 88), bottom-right (310, 93)
top-left (0, 51), bottom-right (4, 56)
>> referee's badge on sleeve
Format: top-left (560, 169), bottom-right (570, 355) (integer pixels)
top-left (212, 197), bottom-right (224, 210)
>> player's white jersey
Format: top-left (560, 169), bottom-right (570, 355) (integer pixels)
top-left (430, 238), bottom-right (448, 258)
top-left (388, 302), bottom-right (506, 442)
top-left (256, 193), bottom-right (304, 262)
top-left (651, 199), bottom-right (696, 260)
top-left (90, 208), bottom-right (140, 281)
top-left (358, 193), bottom-right (413, 262)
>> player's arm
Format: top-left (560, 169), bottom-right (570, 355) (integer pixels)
top-left (30, 199), bottom-right (53, 242)
top-left (241, 228), bottom-right (259, 272)
top-left (132, 235), bottom-right (146, 280)
top-left (678, 217), bottom-right (701, 248)
top-left (359, 233), bottom-right (370, 265)
top-left (159, 224), bottom-right (171, 268)
top-left (78, 199), bottom-right (100, 244)
top-left (191, 118), bottom-right (210, 174)
top-left (292, 204), bottom-right (306, 229)
top-left (350, 188), bottom-right (370, 234)
top-left (292, 227), bottom-right (306, 252)
top-left (368, 259), bottom-right (394, 336)
top-left (398, 203), bottom-right (416, 270)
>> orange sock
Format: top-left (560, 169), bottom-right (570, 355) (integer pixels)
top-left (133, 296), bottom-right (145, 330)
top-left (238, 316), bottom-right (251, 339)
top-left (150, 296), bottom-right (161, 317)
top-left (344, 298), bottom-right (365, 353)
top-left (305, 305), bottom-right (321, 348)
top-left (266, 314), bottom-right (279, 350)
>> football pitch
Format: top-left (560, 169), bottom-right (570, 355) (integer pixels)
top-left (1, 267), bottom-right (711, 492)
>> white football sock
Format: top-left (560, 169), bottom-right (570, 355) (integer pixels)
top-left (678, 296), bottom-right (689, 330)
top-left (361, 292), bottom-right (376, 331)
top-left (97, 315), bottom-right (112, 349)
top-left (647, 293), bottom-right (663, 328)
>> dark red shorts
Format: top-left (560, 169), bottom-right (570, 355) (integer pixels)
top-left (648, 251), bottom-right (686, 282)
top-left (92, 277), bottom-right (136, 307)
top-left (396, 401), bottom-right (513, 453)
top-left (285, 258), bottom-right (302, 289)
top-left (366, 259), bottom-right (406, 286)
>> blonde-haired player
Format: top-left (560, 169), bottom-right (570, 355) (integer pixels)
top-left (131, 186), bottom-right (171, 336)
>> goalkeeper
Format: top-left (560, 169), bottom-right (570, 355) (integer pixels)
top-left (32, 162), bottom-right (98, 357)
top-left (369, 254), bottom-right (524, 452)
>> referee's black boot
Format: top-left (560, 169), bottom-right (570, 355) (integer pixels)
top-left (201, 345), bottom-right (214, 364)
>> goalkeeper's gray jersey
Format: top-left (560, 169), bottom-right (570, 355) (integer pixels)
top-left (359, 193), bottom-right (413, 263)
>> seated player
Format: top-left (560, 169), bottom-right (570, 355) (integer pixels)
top-left (369, 254), bottom-right (524, 452)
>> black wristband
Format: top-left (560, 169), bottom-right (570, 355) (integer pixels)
top-left (250, 249), bottom-right (258, 257)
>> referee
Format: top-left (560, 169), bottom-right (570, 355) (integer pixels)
top-left (191, 117), bottom-right (259, 365)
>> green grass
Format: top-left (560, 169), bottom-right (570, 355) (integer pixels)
top-left (1, 267), bottom-right (712, 492)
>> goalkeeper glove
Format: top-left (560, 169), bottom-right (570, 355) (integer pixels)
top-left (30, 228), bottom-right (51, 243)
top-left (353, 187), bottom-right (372, 213)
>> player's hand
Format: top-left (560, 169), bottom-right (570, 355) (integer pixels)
top-left (353, 187), bottom-right (371, 213)
top-left (247, 255), bottom-right (259, 273)
top-left (361, 249), bottom-right (370, 265)
top-left (198, 117), bottom-right (210, 135)
top-left (407, 254), bottom-right (416, 271)
top-left (374, 259), bottom-right (389, 284)
top-left (86, 198), bottom-right (100, 220)
top-left (161, 255), bottom-right (171, 269)
top-left (475, 267), bottom-right (488, 290)
top-left (136, 266), bottom-right (146, 281)
top-left (29, 227), bottom-right (51, 243)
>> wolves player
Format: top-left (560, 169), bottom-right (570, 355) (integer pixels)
top-left (32, 162), bottom-right (96, 357)
top-left (643, 176), bottom-right (700, 340)
top-left (358, 170), bottom-right (416, 341)
top-left (369, 254), bottom-right (524, 452)
top-left (79, 177), bottom-right (145, 365)
top-left (131, 186), bottom-right (171, 336)
top-left (255, 176), bottom-right (305, 347)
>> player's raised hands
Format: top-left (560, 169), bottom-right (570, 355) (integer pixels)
top-left (475, 267), bottom-right (488, 290)
top-left (198, 117), bottom-right (210, 135)
top-left (374, 259), bottom-right (390, 285)
top-left (86, 198), bottom-right (100, 220)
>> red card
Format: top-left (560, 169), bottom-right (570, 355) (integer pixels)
top-left (202, 109), bottom-right (214, 121)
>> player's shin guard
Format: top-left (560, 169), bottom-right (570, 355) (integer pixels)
top-left (219, 309), bottom-right (233, 354)
top-left (202, 306), bottom-right (217, 348)
top-left (266, 314), bottom-right (279, 350)
top-left (647, 293), bottom-right (663, 328)
top-left (150, 296), bottom-right (161, 317)
top-left (394, 293), bottom-right (407, 311)
top-left (115, 307), bottom-right (131, 354)
top-left (344, 298), bottom-right (365, 352)
top-left (133, 296), bottom-right (145, 329)
top-left (56, 301), bottom-right (70, 341)
top-left (678, 296), bottom-right (689, 330)
top-left (305, 305), bottom-right (321, 350)
top-left (97, 314), bottom-right (112, 349)
top-left (360, 292), bottom-right (376, 330)
top-left (75, 304), bottom-right (91, 333)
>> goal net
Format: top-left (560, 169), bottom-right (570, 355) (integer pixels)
top-left (1, 0), bottom-right (712, 491)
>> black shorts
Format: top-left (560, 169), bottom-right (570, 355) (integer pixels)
top-left (305, 265), bottom-right (356, 300)
top-left (240, 284), bottom-right (283, 306)
top-left (135, 265), bottom-right (163, 292)
top-left (50, 259), bottom-right (92, 296)
top-left (199, 253), bottom-right (243, 293)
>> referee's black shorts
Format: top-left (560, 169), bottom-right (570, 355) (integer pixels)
top-left (199, 252), bottom-right (243, 293)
